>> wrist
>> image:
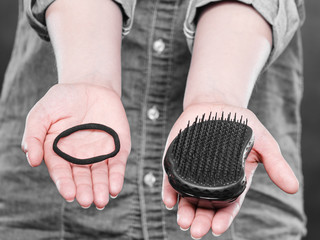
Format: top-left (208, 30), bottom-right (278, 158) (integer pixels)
top-left (183, 84), bottom-right (251, 111)
top-left (46, 0), bottom-right (123, 97)
top-left (183, 1), bottom-right (272, 112)
top-left (58, 72), bottom-right (121, 97)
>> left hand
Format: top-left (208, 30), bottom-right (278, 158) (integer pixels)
top-left (21, 83), bottom-right (131, 209)
top-left (162, 103), bottom-right (299, 238)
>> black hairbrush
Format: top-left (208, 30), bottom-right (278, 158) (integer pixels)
top-left (164, 113), bottom-right (254, 206)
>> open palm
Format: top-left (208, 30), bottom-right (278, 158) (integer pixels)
top-left (22, 83), bottom-right (131, 209)
top-left (162, 103), bottom-right (299, 238)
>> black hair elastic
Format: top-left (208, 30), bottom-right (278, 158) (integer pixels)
top-left (53, 123), bottom-right (120, 165)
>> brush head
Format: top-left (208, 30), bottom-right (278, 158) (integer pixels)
top-left (164, 113), bottom-right (254, 204)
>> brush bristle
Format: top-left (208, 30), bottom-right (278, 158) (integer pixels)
top-left (171, 112), bottom-right (249, 187)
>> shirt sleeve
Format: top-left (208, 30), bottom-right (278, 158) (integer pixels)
top-left (24, 0), bottom-right (136, 41)
top-left (184, 0), bottom-right (305, 67)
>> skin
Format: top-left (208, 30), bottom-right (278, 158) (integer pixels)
top-left (161, 104), bottom-right (298, 238)
top-left (21, 0), bottom-right (127, 209)
top-left (162, 2), bottom-right (299, 239)
top-left (21, 0), bottom-right (299, 238)
top-left (22, 84), bottom-right (131, 209)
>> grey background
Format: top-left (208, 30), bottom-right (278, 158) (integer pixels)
top-left (0, 1), bottom-right (319, 239)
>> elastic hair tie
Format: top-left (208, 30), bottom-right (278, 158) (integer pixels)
top-left (53, 123), bottom-right (120, 165)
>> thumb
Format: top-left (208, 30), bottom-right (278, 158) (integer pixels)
top-left (254, 125), bottom-right (299, 194)
top-left (21, 103), bottom-right (50, 167)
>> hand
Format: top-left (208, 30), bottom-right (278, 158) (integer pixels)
top-left (21, 83), bottom-right (131, 209)
top-left (162, 103), bottom-right (299, 238)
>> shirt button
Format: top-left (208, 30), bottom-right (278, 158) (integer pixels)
top-left (147, 105), bottom-right (160, 121)
top-left (153, 39), bottom-right (165, 54)
top-left (144, 172), bottom-right (156, 187)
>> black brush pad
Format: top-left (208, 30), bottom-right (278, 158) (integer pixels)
top-left (164, 113), bottom-right (254, 202)
top-left (53, 123), bottom-right (120, 165)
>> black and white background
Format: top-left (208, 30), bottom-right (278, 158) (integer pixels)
top-left (0, 1), bottom-right (319, 239)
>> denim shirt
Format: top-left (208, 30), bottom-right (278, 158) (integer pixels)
top-left (0, 0), bottom-right (306, 239)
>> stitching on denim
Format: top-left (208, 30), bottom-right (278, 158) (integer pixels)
top-left (183, 0), bottom-right (196, 39)
top-left (161, 1), bottom-right (181, 239)
top-left (126, 155), bottom-right (136, 240)
top-left (126, 15), bottom-right (141, 240)
top-left (25, 0), bottom-right (47, 31)
top-left (122, 0), bottom-right (136, 35)
top-left (230, 220), bottom-right (235, 240)
top-left (138, 0), bottom-right (160, 239)
top-left (59, 200), bottom-right (66, 240)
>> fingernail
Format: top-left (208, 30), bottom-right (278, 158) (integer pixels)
top-left (22, 143), bottom-right (28, 152)
top-left (110, 194), bottom-right (118, 199)
top-left (26, 152), bottom-right (32, 167)
top-left (180, 226), bottom-right (189, 231)
top-left (165, 205), bottom-right (174, 210)
top-left (55, 180), bottom-right (61, 192)
top-left (212, 232), bottom-right (221, 237)
top-left (191, 236), bottom-right (201, 240)
top-left (66, 199), bottom-right (74, 203)
top-left (96, 206), bottom-right (105, 211)
top-left (81, 204), bottom-right (91, 209)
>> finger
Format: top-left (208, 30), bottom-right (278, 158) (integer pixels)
top-left (190, 208), bottom-right (215, 239)
top-left (73, 165), bottom-right (93, 208)
top-left (177, 197), bottom-right (196, 231)
top-left (211, 200), bottom-right (239, 237)
top-left (211, 159), bottom-right (258, 236)
top-left (21, 104), bottom-right (50, 167)
top-left (108, 150), bottom-right (128, 198)
top-left (46, 155), bottom-right (76, 202)
top-left (91, 161), bottom-right (109, 209)
top-left (162, 174), bottom-right (178, 209)
top-left (255, 127), bottom-right (299, 194)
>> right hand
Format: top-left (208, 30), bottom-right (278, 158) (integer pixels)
top-left (162, 103), bottom-right (299, 238)
top-left (21, 83), bottom-right (131, 209)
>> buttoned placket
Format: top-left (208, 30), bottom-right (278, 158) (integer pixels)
top-left (137, 1), bottom-right (180, 239)
top-left (147, 105), bottom-right (160, 121)
top-left (153, 39), bottom-right (166, 54)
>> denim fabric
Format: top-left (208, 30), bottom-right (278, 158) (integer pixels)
top-left (184, 0), bottom-right (306, 68)
top-left (0, 0), bottom-right (306, 239)
top-left (24, 0), bottom-right (136, 40)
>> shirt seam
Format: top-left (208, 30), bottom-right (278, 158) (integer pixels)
top-left (138, 0), bottom-right (160, 239)
top-left (59, 200), bottom-right (66, 240)
top-left (161, 1), bottom-right (180, 239)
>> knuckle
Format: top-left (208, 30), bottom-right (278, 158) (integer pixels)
top-left (76, 182), bottom-right (92, 189)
